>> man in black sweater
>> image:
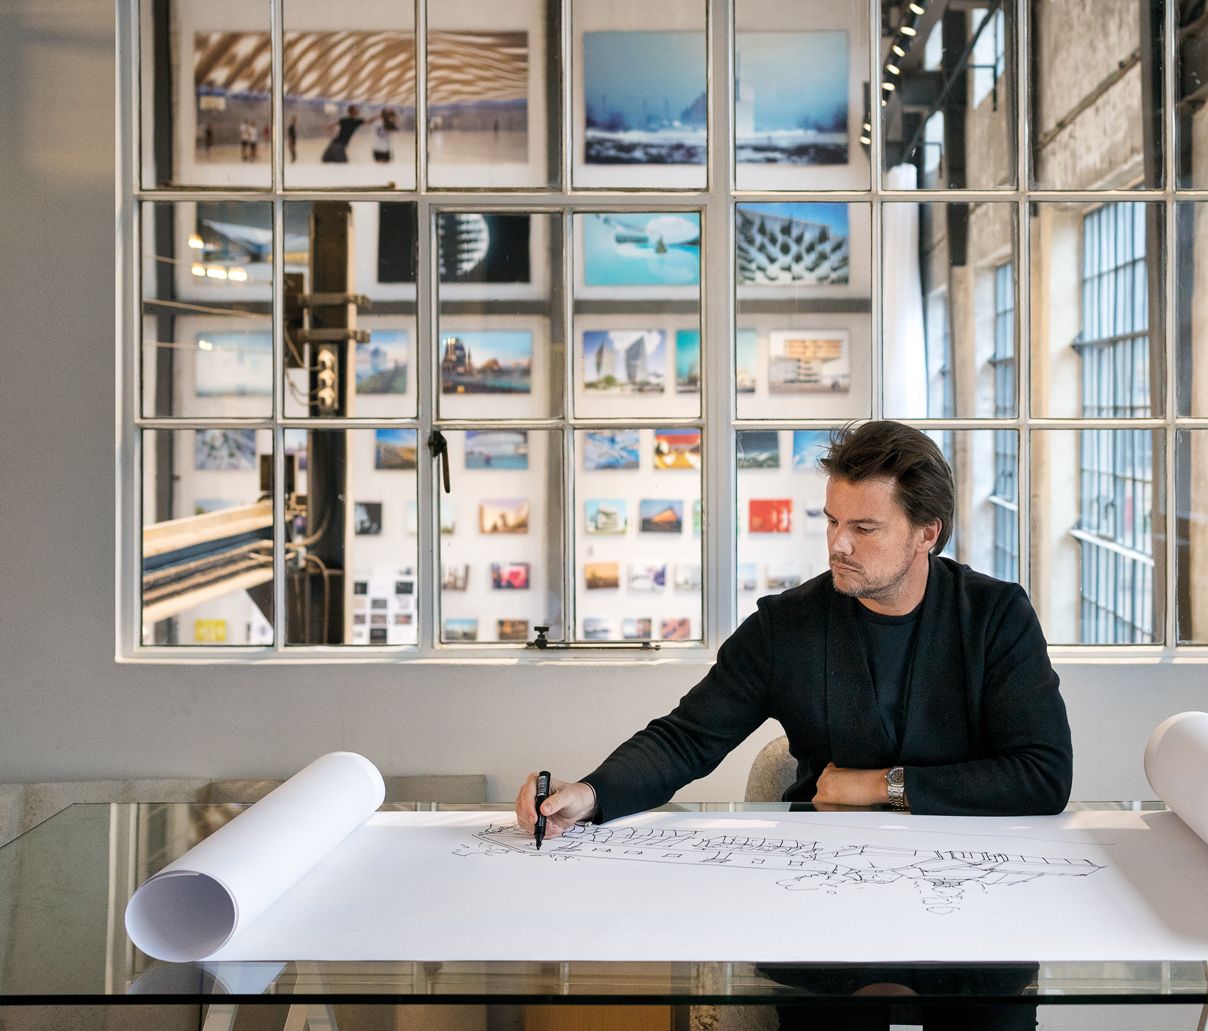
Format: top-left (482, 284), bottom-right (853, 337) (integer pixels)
top-left (516, 420), bottom-right (1072, 829)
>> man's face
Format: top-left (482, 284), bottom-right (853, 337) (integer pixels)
top-left (824, 476), bottom-right (937, 605)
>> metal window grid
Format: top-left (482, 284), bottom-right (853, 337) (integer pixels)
top-left (113, 0), bottom-right (1208, 663)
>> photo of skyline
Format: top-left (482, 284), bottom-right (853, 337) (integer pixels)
top-left (583, 329), bottom-right (666, 393)
top-left (440, 330), bottom-right (532, 394)
top-left (583, 32), bottom-right (706, 166)
top-left (735, 32), bottom-right (849, 168)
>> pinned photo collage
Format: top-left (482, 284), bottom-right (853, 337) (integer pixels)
top-left (350, 572), bottom-right (417, 646)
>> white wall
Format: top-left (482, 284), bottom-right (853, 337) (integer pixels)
top-left (1, 1), bottom-right (1206, 808)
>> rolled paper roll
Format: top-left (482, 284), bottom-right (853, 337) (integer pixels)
top-left (125, 752), bottom-right (384, 962)
top-left (1144, 712), bottom-right (1208, 847)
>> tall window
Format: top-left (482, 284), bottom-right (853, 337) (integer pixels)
top-left (1074, 203), bottom-right (1154, 643)
top-left (990, 261), bottom-right (1017, 583)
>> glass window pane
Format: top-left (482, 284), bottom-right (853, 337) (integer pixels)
top-left (141, 201), bottom-right (274, 419)
top-left (1030, 201), bottom-right (1164, 418)
top-left (575, 429), bottom-right (702, 643)
top-left (1031, 429), bottom-right (1164, 644)
top-left (437, 211), bottom-right (561, 420)
top-left (1177, 431), bottom-right (1208, 643)
top-left (283, 429), bottom-right (419, 646)
top-left (141, 428), bottom-right (274, 645)
top-left (282, 201), bottom-right (418, 420)
top-left (735, 202), bottom-right (870, 421)
top-left (427, 0), bottom-right (557, 189)
top-left (883, 202), bottom-right (1017, 419)
top-left (438, 430), bottom-right (563, 645)
top-left (1176, 201), bottom-right (1208, 416)
top-left (281, 6), bottom-right (416, 189)
top-left (735, 429), bottom-right (1015, 627)
top-left (141, 0), bottom-right (273, 189)
top-left (574, 212), bottom-right (701, 420)
top-left (573, 0), bottom-right (707, 190)
top-left (881, 2), bottom-right (1016, 190)
top-left (1031, 1), bottom-right (1163, 190)
top-left (734, 0), bottom-right (870, 191)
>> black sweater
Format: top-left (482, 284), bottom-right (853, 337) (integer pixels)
top-left (582, 557), bottom-right (1073, 820)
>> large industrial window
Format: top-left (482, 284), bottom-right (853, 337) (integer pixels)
top-left (119, 0), bottom-right (1207, 657)
top-left (1074, 203), bottom-right (1154, 643)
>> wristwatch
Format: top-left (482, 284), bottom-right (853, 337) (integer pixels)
top-left (885, 766), bottom-right (907, 811)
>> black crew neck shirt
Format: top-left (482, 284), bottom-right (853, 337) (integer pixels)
top-left (852, 597), bottom-right (923, 749)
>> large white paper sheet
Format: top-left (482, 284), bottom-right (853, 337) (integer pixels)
top-left (127, 713), bottom-right (1208, 964)
top-left (199, 808), bottom-right (1208, 964)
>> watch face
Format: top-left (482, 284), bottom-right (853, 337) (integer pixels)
top-left (887, 766), bottom-right (905, 787)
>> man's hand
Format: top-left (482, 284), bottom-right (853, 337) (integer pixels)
top-left (811, 762), bottom-right (890, 808)
top-left (514, 773), bottom-right (598, 840)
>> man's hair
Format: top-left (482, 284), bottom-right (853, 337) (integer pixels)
top-left (818, 421), bottom-right (955, 554)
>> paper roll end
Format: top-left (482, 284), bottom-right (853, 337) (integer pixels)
top-left (1145, 712), bottom-right (1208, 795)
top-left (126, 871), bottom-right (237, 963)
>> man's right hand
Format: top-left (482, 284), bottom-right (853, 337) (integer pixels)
top-left (514, 773), bottom-right (598, 839)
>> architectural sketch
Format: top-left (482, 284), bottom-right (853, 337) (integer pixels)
top-left (455, 822), bottom-right (1104, 914)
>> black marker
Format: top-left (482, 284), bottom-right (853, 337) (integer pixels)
top-left (534, 771), bottom-right (551, 850)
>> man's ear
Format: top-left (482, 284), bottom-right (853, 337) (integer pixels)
top-left (922, 519), bottom-right (941, 554)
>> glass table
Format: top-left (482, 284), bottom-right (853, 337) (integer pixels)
top-left (2, 802), bottom-right (1206, 1028)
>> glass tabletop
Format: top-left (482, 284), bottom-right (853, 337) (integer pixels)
top-left (1, 801), bottom-right (1205, 1006)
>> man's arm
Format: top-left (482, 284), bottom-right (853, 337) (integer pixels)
top-left (577, 602), bottom-right (776, 823)
top-left (899, 585), bottom-right (1073, 816)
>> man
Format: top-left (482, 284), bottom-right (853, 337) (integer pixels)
top-left (516, 419), bottom-right (1072, 834)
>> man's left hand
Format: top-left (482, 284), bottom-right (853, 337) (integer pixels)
top-left (812, 762), bottom-right (890, 808)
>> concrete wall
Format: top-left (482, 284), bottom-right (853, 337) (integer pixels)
top-left (1, 1), bottom-right (1207, 812)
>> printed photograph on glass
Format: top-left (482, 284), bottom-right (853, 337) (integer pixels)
top-left (440, 330), bottom-right (532, 394)
top-left (428, 32), bottom-right (528, 168)
top-left (737, 430), bottom-right (780, 469)
top-left (374, 428), bottom-right (418, 469)
top-left (736, 203), bottom-right (850, 287)
top-left (583, 430), bottom-right (641, 470)
top-left (465, 430), bottom-right (529, 470)
top-left (583, 32), bottom-right (705, 166)
top-left (582, 212), bottom-right (700, 288)
top-left (768, 330), bottom-right (850, 393)
top-left (734, 33), bottom-right (849, 169)
top-left (639, 499), bottom-right (684, 534)
top-left (355, 331), bottom-right (408, 395)
top-left (653, 429), bottom-right (701, 470)
top-left (479, 499), bottom-right (530, 534)
top-left (585, 499), bottom-right (629, 534)
top-left (750, 498), bottom-right (792, 533)
top-left (281, 31), bottom-right (416, 170)
top-left (583, 330), bottom-right (667, 393)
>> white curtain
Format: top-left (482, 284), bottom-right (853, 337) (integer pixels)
top-left (881, 163), bottom-right (928, 418)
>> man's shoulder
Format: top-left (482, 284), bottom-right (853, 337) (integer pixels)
top-left (935, 557), bottom-right (1030, 617)
top-left (759, 569), bottom-right (834, 613)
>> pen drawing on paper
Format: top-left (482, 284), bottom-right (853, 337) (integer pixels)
top-left (454, 822), bottom-right (1104, 914)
